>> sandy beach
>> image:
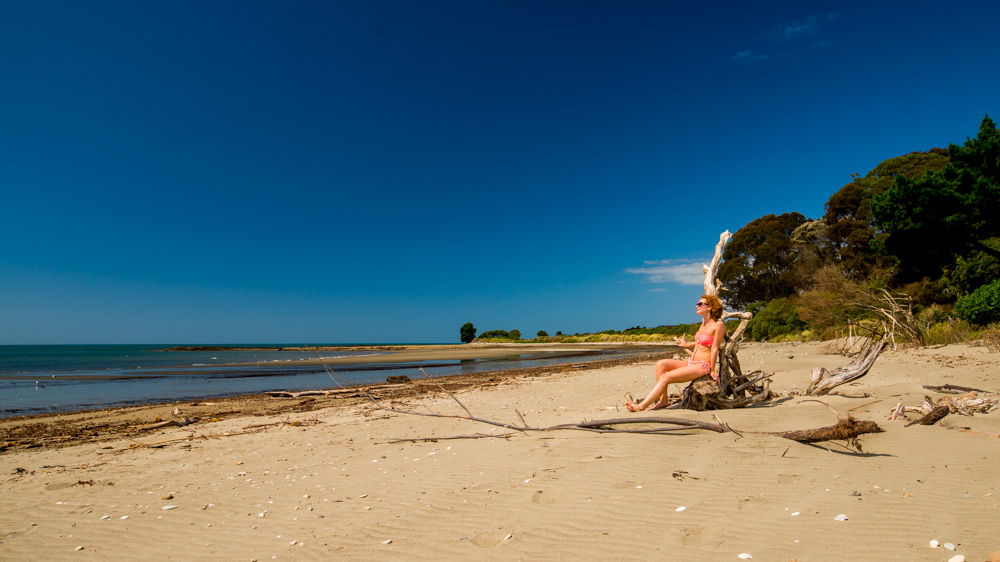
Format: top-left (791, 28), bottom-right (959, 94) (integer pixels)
top-left (2, 341), bottom-right (998, 561)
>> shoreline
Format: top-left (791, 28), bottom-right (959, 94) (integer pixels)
top-left (0, 343), bottom-right (672, 419)
top-left (0, 347), bottom-right (678, 450)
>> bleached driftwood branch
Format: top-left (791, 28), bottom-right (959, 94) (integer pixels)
top-left (806, 328), bottom-right (889, 395)
top-left (703, 230), bottom-right (731, 297)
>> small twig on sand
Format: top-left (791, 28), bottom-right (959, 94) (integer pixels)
top-left (923, 383), bottom-right (993, 394)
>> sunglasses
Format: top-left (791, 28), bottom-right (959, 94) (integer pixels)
top-left (696, 302), bottom-right (708, 307)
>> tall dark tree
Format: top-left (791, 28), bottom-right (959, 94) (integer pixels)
top-left (873, 115), bottom-right (1000, 282)
top-left (459, 322), bottom-right (476, 343)
top-left (823, 149), bottom-right (949, 278)
top-left (718, 212), bottom-right (808, 309)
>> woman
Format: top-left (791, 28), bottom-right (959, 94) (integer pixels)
top-left (625, 294), bottom-right (726, 411)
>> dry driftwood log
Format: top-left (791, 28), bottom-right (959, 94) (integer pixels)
top-left (805, 328), bottom-right (889, 396)
top-left (773, 416), bottom-right (884, 449)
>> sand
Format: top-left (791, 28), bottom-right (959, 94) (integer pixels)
top-left (1, 341), bottom-right (998, 561)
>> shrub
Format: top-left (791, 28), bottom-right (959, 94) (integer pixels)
top-left (954, 279), bottom-right (1000, 326)
top-left (745, 298), bottom-right (806, 341)
top-left (536, 330), bottom-right (548, 337)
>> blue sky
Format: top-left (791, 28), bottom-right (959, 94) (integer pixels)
top-left (2, 1), bottom-right (998, 344)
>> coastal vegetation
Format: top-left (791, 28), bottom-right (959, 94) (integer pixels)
top-left (465, 115), bottom-right (1000, 347)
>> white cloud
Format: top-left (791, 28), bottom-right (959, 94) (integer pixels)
top-left (765, 12), bottom-right (840, 43)
top-left (625, 259), bottom-right (706, 286)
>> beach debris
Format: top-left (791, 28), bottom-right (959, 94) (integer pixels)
top-left (922, 383), bottom-right (991, 394)
top-left (771, 406), bottom-right (884, 452)
top-left (943, 542), bottom-right (956, 550)
top-left (737, 554), bottom-right (752, 560)
top-left (891, 392), bottom-right (998, 424)
top-left (805, 328), bottom-right (889, 396)
top-left (672, 470), bottom-right (698, 481)
top-left (948, 556), bottom-right (965, 562)
top-left (990, 550), bottom-right (1000, 562)
top-left (834, 514), bottom-right (848, 521)
top-left (140, 417), bottom-right (199, 431)
top-left (162, 494), bottom-right (173, 500)
top-left (162, 505), bottom-right (178, 510)
top-left (675, 506), bottom-right (687, 512)
top-left (75, 546), bottom-right (84, 551)
top-left (906, 404), bottom-right (950, 427)
top-left (381, 539), bottom-right (393, 545)
top-left (930, 540), bottom-right (940, 548)
top-left (504, 533), bottom-right (512, 541)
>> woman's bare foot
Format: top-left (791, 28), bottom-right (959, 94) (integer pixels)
top-left (625, 401), bottom-right (645, 412)
top-left (650, 400), bottom-right (670, 410)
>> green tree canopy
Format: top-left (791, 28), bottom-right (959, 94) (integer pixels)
top-left (873, 115), bottom-right (1000, 282)
top-left (823, 149), bottom-right (949, 278)
top-left (459, 322), bottom-right (476, 343)
top-left (536, 330), bottom-right (549, 337)
top-left (718, 212), bottom-right (809, 309)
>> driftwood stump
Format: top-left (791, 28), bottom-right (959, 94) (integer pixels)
top-left (674, 231), bottom-right (773, 410)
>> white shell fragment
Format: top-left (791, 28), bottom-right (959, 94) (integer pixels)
top-left (834, 514), bottom-right (848, 521)
top-left (930, 540), bottom-right (940, 548)
top-left (675, 506), bottom-right (687, 512)
top-left (948, 556), bottom-right (965, 562)
top-left (738, 554), bottom-right (753, 560)
top-left (162, 505), bottom-right (178, 510)
top-left (944, 543), bottom-right (956, 551)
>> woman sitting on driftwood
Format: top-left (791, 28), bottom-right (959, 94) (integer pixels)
top-left (626, 294), bottom-right (726, 411)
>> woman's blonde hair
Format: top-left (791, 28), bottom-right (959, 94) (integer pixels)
top-left (702, 294), bottom-right (724, 321)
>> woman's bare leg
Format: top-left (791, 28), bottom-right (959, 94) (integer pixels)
top-left (626, 363), bottom-right (705, 412)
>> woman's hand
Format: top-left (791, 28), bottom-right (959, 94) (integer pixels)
top-left (710, 370), bottom-right (719, 384)
top-left (675, 335), bottom-right (688, 347)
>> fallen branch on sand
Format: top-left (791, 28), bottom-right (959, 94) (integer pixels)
top-left (771, 417), bottom-right (884, 450)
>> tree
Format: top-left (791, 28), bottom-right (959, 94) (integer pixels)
top-left (536, 330), bottom-right (549, 337)
top-left (508, 329), bottom-right (521, 340)
top-left (717, 212), bottom-right (809, 309)
top-left (873, 115), bottom-right (1000, 283)
top-left (823, 149), bottom-right (949, 278)
top-left (459, 322), bottom-right (476, 343)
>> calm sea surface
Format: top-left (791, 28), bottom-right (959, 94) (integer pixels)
top-left (0, 344), bottom-right (643, 417)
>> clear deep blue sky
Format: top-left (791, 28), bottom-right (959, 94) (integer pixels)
top-left (2, 1), bottom-right (998, 344)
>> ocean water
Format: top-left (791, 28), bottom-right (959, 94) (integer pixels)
top-left (0, 344), bottom-right (641, 417)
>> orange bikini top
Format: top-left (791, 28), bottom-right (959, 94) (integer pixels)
top-left (694, 332), bottom-right (714, 346)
